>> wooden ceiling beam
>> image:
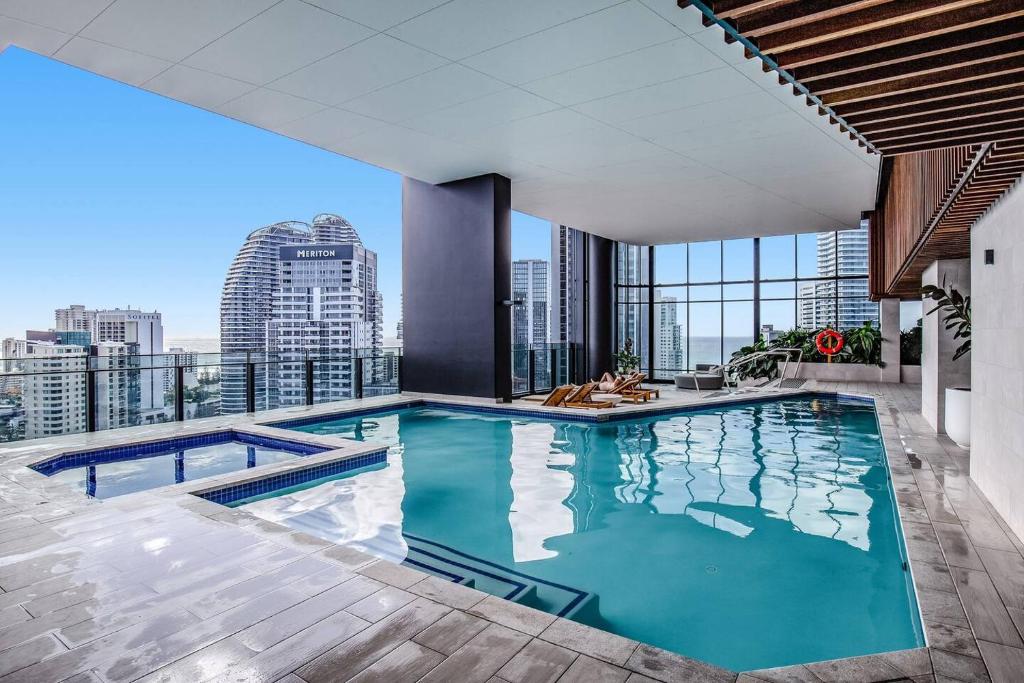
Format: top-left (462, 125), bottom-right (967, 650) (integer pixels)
top-left (853, 99), bottom-right (1024, 135)
top-left (733, 0), bottom-right (889, 37)
top-left (755, 0), bottom-right (987, 54)
top-left (792, 17), bottom-right (1024, 82)
top-left (870, 116), bottom-right (1024, 146)
top-left (823, 54), bottom-right (1024, 106)
top-left (841, 87), bottom-right (1024, 127)
top-left (704, 0), bottom-right (798, 21)
top-left (768, 0), bottom-right (1024, 69)
top-left (810, 41), bottom-right (1024, 95)
top-left (881, 131), bottom-right (1024, 155)
top-left (834, 71), bottom-right (1024, 117)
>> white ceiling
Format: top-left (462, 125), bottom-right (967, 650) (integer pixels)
top-left (0, 0), bottom-right (880, 244)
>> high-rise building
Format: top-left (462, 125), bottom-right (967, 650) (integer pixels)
top-left (267, 237), bottom-right (381, 406)
top-left (512, 259), bottom-right (549, 348)
top-left (654, 291), bottom-right (683, 373)
top-left (55, 304), bottom-right (92, 333)
top-left (220, 215), bottom-right (382, 412)
top-left (22, 342), bottom-right (87, 439)
top-left (798, 226), bottom-right (878, 330)
top-left (220, 221), bottom-right (313, 413)
top-left (550, 225), bottom-right (582, 348)
top-left (92, 341), bottom-right (141, 431)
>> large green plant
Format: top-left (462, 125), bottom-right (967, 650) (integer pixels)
top-left (901, 320), bottom-right (922, 365)
top-left (922, 283), bottom-right (971, 361)
top-left (845, 321), bottom-right (883, 365)
top-left (615, 338), bottom-right (641, 374)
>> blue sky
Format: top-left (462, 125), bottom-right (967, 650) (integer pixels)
top-left (0, 47), bottom-right (551, 340)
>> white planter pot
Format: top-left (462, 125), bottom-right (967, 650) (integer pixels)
top-left (945, 387), bottom-right (971, 448)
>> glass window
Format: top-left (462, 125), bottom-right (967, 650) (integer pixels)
top-left (654, 286), bottom-right (686, 303)
top-left (760, 235), bottom-right (795, 280)
top-left (723, 239), bottom-right (754, 281)
top-left (653, 299), bottom-right (686, 380)
top-left (761, 281), bottom-right (795, 299)
top-left (688, 241), bottom-right (721, 283)
top-left (723, 283), bottom-right (753, 300)
top-left (797, 232), bottom-right (822, 278)
top-left (654, 244), bottom-right (686, 285)
top-left (617, 244), bottom-right (648, 285)
top-left (689, 284), bottom-right (721, 302)
top-left (723, 301), bottom-right (754, 361)
top-left (760, 300), bottom-right (796, 333)
top-left (688, 302), bottom-right (722, 369)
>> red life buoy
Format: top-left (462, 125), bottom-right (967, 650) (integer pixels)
top-left (815, 329), bottom-right (844, 356)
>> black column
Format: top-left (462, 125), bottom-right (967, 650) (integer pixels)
top-left (585, 234), bottom-right (614, 381)
top-left (402, 174), bottom-right (512, 401)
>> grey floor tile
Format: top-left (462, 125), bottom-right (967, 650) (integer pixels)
top-left (742, 664), bottom-right (823, 682)
top-left (976, 640), bottom-right (1024, 683)
top-left (949, 567), bottom-right (1024, 648)
top-left (217, 609), bottom-right (369, 683)
top-left (356, 560), bottom-right (426, 589)
top-left (558, 654), bottom-right (630, 683)
top-left (932, 523), bottom-right (986, 570)
top-left (625, 644), bottom-right (734, 683)
top-left (297, 597), bottom-right (450, 682)
top-left (468, 595), bottom-right (557, 637)
top-left (408, 575), bottom-right (487, 610)
top-left (805, 654), bottom-right (904, 683)
top-left (496, 637), bottom-right (577, 683)
top-left (925, 621), bottom-right (982, 658)
top-left (413, 610), bottom-right (489, 656)
top-left (913, 562), bottom-right (957, 594)
top-left (929, 648), bottom-right (991, 682)
top-left (346, 586), bottom-right (416, 623)
top-left (919, 587), bottom-right (971, 629)
top-left (135, 636), bottom-right (257, 683)
top-left (540, 618), bottom-right (638, 667)
top-left (975, 548), bottom-right (1024, 612)
top-left (235, 577), bottom-right (381, 652)
top-left (348, 640), bottom-right (445, 683)
top-left (0, 633), bottom-right (67, 677)
top-left (418, 623), bottom-right (531, 683)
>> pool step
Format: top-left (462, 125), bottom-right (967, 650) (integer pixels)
top-left (400, 532), bottom-right (599, 620)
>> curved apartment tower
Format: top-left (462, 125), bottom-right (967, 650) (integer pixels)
top-left (219, 221), bottom-right (314, 413)
top-left (220, 216), bottom-right (382, 413)
top-left (312, 213), bottom-right (361, 244)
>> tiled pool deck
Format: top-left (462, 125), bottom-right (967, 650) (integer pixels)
top-left (0, 382), bottom-right (1020, 682)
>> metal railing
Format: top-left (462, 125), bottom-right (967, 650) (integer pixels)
top-left (511, 343), bottom-right (579, 397)
top-left (0, 347), bottom-right (401, 444)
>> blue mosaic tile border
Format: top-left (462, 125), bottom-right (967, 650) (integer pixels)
top-left (196, 449), bottom-right (387, 505)
top-left (263, 391), bottom-right (872, 431)
top-left (30, 430), bottom-right (329, 476)
top-left (266, 401), bottom-right (422, 429)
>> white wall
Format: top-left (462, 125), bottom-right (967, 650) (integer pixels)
top-left (921, 259), bottom-right (970, 432)
top-left (971, 180), bottom-right (1024, 541)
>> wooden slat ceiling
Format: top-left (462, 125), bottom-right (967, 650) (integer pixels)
top-left (869, 141), bottom-right (1024, 296)
top-left (680, 0), bottom-right (1024, 156)
top-left (682, 0), bottom-right (1024, 299)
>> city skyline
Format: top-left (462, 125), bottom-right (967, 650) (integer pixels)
top-left (0, 47), bottom-right (552, 341)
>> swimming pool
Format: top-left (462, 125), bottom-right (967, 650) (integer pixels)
top-left (239, 396), bottom-right (923, 670)
top-left (32, 431), bottom-right (327, 499)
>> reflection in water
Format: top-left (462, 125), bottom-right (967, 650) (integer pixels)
top-left (508, 422), bottom-right (575, 562)
top-left (243, 414), bottom-right (408, 561)
top-left (611, 405), bottom-right (873, 549)
top-left (266, 397), bottom-right (921, 671)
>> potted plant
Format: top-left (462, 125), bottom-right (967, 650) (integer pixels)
top-left (615, 338), bottom-right (641, 375)
top-left (922, 283), bottom-right (971, 447)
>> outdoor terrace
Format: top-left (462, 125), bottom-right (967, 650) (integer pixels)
top-left (0, 382), bottom-right (1020, 682)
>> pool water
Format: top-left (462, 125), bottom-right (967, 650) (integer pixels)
top-left (34, 433), bottom-right (320, 499)
top-left (241, 397), bottom-right (923, 670)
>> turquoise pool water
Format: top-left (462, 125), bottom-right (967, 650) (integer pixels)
top-left (241, 397), bottom-right (923, 670)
